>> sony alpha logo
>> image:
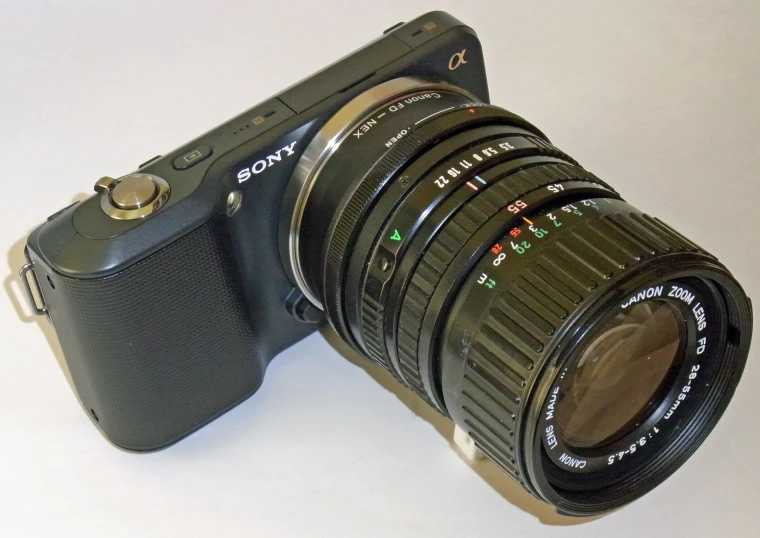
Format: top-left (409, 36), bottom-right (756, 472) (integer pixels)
top-left (237, 141), bottom-right (297, 183)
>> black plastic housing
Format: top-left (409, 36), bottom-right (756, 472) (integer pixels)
top-left (24, 12), bottom-right (492, 451)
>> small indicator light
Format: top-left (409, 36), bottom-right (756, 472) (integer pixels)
top-left (468, 108), bottom-right (476, 113)
top-left (390, 230), bottom-right (402, 241)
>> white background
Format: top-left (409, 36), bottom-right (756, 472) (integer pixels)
top-left (1, 1), bottom-right (758, 536)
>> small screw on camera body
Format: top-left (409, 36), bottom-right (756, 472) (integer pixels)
top-left (226, 191), bottom-right (243, 216)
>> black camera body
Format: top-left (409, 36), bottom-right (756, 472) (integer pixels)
top-left (23, 9), bottom-right (754, 516)
top-left (23, 12), bottom-right (489, 451)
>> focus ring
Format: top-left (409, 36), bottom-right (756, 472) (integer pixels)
top-left (322, 106), bottom-right (544, 367)
top-left (455, 210), bottom-right (704, 484)
top-left (396, 163), bottom-right (611, 398)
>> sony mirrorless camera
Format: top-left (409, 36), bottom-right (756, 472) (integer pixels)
top-left (21, 11), bottom-right (752, 516)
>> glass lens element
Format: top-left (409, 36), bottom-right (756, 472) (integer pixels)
top-left (554, 301), bottom-right (683, 449)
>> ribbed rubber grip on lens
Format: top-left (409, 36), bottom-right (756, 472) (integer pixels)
top-left (396, 163), bottom-right (610, 396)
top-left (456, 211), bottom-right (704, 481)
top-left (396, 183), bottom-right (513, 382)
top-left (360, 295), bottom-right (411, 384)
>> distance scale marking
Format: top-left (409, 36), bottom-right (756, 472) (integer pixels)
top-left (471, 195), bottom-right (604, 294)
top-left (364, 136), bottom-right (570, 294)
top-left (441, 188), bottom-right (617, 402)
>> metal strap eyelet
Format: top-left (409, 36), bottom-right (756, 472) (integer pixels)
top-left (19, 263), bottom-right (48, 316)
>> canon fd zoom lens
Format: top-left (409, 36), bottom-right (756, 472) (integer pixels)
top-left (285, 78), bottom-right (753, 515)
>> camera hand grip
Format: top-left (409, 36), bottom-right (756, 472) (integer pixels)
top-left (32, 216), bottom-right (263, 451)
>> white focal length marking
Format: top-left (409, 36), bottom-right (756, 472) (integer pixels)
top-left (237, 141), bottom-right (298, 183)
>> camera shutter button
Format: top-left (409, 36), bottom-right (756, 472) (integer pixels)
top-left (95, 174), bottom-right (170, 220)
top-left (110, 175), bottom-right (158, 209)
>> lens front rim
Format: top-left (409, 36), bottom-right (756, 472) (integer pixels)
top-left (538, 280), bottom-right (704, 476)
top-left (522, 262), bottom-right (752, 515)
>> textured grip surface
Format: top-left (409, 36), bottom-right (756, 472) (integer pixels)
top-left (38, 216), bottom-right (262, 451)
top-left (456, 210), bottom-right (703, 481)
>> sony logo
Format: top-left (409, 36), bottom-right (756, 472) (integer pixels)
top-left (237, 141), bottom-right (297, 183)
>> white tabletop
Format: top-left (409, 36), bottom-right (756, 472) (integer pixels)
top-left (1, 2), bottom-right (758, 536)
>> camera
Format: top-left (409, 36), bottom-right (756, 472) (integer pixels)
top-left (20, 11), bottom-right (753, 516)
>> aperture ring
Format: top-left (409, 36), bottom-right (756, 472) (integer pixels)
top-left (357, 135), bottom-right (578, 383)
top-left (396, 164), bottom-right (615, 407)
top-left (322, 105), bottom-right (545, 368)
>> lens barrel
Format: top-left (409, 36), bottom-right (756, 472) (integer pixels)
top-left (283, 78), bottom-right (753, 515)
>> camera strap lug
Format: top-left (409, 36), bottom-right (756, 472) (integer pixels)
top-left (19, 262), bottom-right (48, 316)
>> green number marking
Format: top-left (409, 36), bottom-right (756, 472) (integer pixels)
top-left (512, 240), bottom-right (531, 255)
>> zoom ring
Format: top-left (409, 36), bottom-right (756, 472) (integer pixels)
top-left (457, 211), bottom-right (703, 482)
top-left (396, 163), bottom-right (611, 398)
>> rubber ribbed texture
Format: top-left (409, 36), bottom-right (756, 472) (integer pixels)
top-left (396, 163), bottom-right (611, 398)
top-left (457, 210), bottom-right (704, 481)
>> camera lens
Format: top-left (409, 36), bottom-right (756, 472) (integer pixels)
top-left (282, 77), bottom-right (753, 515)
top-left (553, 301), bottom-right (684, 450)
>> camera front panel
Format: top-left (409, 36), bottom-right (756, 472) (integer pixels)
top-left (23, 12), bottom-right (492, 450)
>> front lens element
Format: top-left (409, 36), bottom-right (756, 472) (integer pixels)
top-left (554, 301), bottom-right (683, 449)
